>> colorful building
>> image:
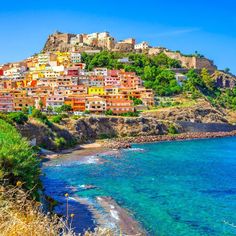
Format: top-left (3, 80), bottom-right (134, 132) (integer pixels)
top-left (88, 86), bottom-right (105, 96)
top-left (0, 91), bottom-right (14, 112)
top-left (65, 95), bottom-right (86, 111)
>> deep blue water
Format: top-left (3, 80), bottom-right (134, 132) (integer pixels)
top-left (42, 137), bottom-right (236, 235)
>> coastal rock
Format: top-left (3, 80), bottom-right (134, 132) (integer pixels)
top-left (142, 103), bottom-right (228, 123)
top-left (102, 130), bottom-right (236, 149)
top-left (74, 117), bottom-right (170, 143)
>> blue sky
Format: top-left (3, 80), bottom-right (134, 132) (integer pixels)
top-left (0, 0), bottom-right (236, 73)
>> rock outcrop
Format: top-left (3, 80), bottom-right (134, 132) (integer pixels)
top-left (142, 104), bottom-right (228, 123)
top-left (16, 117), bottom-right (171, 149)
top-left (74, 117), bottom-right (169, 143)
top-left (43, 31), bottom-right (76, 52)
top-left (16, 119), bottom-right (76, 151)
top-left (212, 71), bottom-right (236, 89)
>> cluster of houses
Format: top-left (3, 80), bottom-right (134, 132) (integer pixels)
top-left (0, 52), bottom-right (155, 114)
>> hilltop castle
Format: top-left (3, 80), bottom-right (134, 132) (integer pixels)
top-left (43, 31), bottom-right (217, 71)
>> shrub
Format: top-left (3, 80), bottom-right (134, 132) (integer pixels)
top-left (84, 110), bottom-right (90, 115)
top-left (51, 115), bottom-right (63, 124)
top-left (54, 105), bottom-right (72, 114)
top-left (105, 109), bottom-right (113, 116)
top-left (0, 119), bottom-right (41, 198)
top-left (31, 109), bottom-right (43, 119)
top-left (61, 113), bottom-right (69, 118)
top-left (32, 109), bottom-right (52, 127)
top-left (168, 124), bottom-right (178, 134)
top-left (54, 137), bottom-right (66, 149)
top-left (130, 97), bottom-right (143, 106)
top-left (71, 115), bottom-right (81, 120)
top-left (8, 112), bottom-right (28, 125)
top-left (21, 106), bottom-right (29, 115)
top-left (0, 113), bottom-right (12, 124)
top-left (120, 111), bottom-right (140, 117)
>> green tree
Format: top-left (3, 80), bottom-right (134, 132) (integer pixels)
top-left (39, 100), bottom-right (43, 111)
top-left (21, 106), bottom-right (29, 115)
top-left (130, 97), bottom-right (143, 106)
top-left (60, 104), bottom-right (72, 112)
top-left (46, 106), bottom-right (53, 114)
top-left (105, 109), bottom-right (113, 116)
top-left (201, 68), bottom-right (214, 89)
top-left (8, 112), bottom-right (28, 125)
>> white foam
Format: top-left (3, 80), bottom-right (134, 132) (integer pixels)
top-left (124, 148), bottom-right (145, 152)
top-left (110, 209), bottom-right (119, 221)
top-left (68, 196), bottom-right (77, 201)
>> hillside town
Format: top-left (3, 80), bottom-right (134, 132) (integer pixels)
top-left (0, 50), bottom-right (155, 114)
top-left (1, 31), bottom-right (236, 115)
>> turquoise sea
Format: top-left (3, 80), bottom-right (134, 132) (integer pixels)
top-left (42, 137), bottom-right (236, 235)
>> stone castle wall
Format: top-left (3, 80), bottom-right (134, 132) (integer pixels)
top-left (148, 48), bottom-right (217, 71)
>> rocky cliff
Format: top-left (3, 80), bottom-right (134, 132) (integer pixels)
top-left (17, 117), bottom-right (170, 149)
top-left (42, 32), bottom-right (76, 52)
top-left (73, 117), bottom-right (170, 143)
top-left (142, 103), bottom-right (228, 123)
top-left (16, 119), bottom-right (77, 151)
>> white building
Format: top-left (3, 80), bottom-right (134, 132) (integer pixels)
top-left (175, 73), bottom-right (187, 85)
top-left (38, 53), bottom-right (50, 65)
top-left (71, 52), bottom-right (81, 64)
top-left (3, 67), bottom-right (22, 79)
top-left (134, 41), bottom-right (149, 50)
top-left (94, 68), bottom-right (108, 76)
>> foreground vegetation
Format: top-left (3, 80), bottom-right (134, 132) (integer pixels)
top-left (0, 185), bottom-right (113, 236)
top-left (0, 119), bottom-right (41, 198)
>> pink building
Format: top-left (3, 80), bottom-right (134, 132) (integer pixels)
top-left (0, 92), bottom-right (14, 112)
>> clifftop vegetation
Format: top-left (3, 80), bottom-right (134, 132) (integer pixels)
top-left (81, 51), bottom-right (236, 111)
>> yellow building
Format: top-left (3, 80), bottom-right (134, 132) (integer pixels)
top-left (88, 87), bottom-right (105, 96)
top-left (56, 52), bottom-right (70, 66)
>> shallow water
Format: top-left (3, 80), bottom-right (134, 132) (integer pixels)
top-left (42, 137), bottom-right (236, 235)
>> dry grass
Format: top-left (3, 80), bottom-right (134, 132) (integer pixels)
top-left (0, 184), bottom-right (113, 236)
top-left (0, 184), bottom-right (75, 236)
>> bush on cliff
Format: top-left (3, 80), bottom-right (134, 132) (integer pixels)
top-left (0, 119), bottom-right (41, 198)
top-left (7, 112), bottom-right (28, 124)
top-left (32, 109), bottom-right (52, 127)
top-left (105, 109), bottom-right (113, 116)
top-left (120, 111), bottom-right (140, 117)
top-left (51, 114), bottom-right (63, 124)
top-left (168, 123), bottom-right (178, 134)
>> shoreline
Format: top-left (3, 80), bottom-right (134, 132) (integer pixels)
top-left (41, 130), bottom-right (236, 160)
top-left (96, 196), bottom-right (146, 235)
top-left (101, 130), bottom-right (236, 149)
top-left (40, 142), bottom-right (108, 160)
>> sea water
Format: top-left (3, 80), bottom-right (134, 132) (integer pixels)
top-left (42, 137), bottom-right (236, 236)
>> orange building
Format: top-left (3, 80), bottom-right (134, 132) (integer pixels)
top-left (106, 97), bottom-right (134, 114)
top-left (65, 95), bottom-right (86, 111)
